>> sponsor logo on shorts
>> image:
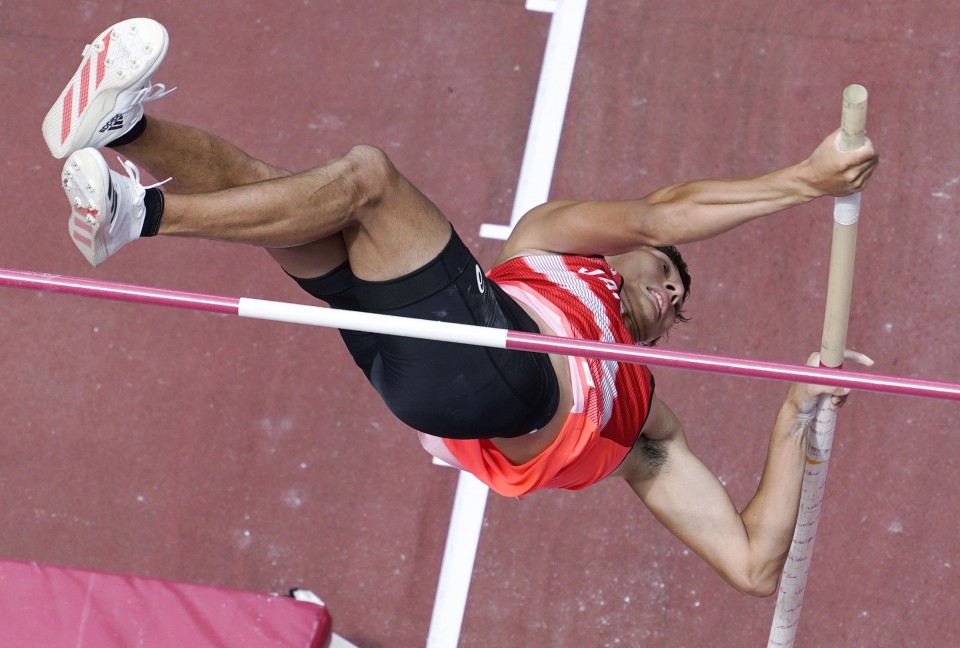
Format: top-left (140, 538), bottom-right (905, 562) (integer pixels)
top-left (475, 264), bottom-right (485, 293)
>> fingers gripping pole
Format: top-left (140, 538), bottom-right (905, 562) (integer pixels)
top-left (769, 85), bottom-right (868, 648)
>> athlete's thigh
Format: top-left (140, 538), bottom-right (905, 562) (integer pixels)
top-left (342, 161), bottom-right (453, 282)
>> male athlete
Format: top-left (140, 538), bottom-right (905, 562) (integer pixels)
top-left (44, 19), bottom-right (877, 596)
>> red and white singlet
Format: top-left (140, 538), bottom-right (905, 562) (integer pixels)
top-left (418, 254), bottom-right (655, 497)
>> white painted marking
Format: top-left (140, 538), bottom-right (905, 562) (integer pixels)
top-left (425, 470), bottom-right (490, 648)
top-left (429, 2), bottom-right (589, 647)
top-left (330, 634), bottom-right (361, 648)
top-left (479, 0), bottom-right (589, 241)
top-left (526, 0), bottom-right (559, 13)
top-left (477, 223), bottom-right (513, 241)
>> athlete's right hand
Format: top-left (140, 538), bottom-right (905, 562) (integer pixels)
top-left (800, 129), bottom-right (878, 198)
top-left (786, 348), bottom-right (874, 416)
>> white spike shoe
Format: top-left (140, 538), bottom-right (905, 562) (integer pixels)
top-left (42, 18), bottom-right (174, 159)
top-left (62, 148), bottom-right (161, 267)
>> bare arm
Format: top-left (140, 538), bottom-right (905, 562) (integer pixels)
top-left (621, 351), bottom-right (872, 596)
top-left (497, 130), bottom-right (878, 262)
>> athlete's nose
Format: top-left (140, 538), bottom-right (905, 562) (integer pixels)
top-left (665, 281), bottom-right (681, 306)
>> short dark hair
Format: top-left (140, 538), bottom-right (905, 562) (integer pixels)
top-left (655, 245), bottom-right (691, 325)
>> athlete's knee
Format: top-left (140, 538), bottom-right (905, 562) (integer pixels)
top-left (342, 144), bottom-right (399, 208)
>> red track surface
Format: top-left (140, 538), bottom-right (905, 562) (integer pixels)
top-left (1, 1), bottom-right (958, 646)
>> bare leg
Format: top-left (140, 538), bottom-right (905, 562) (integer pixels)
top-left (114, 116), bottom-right (290, 193)
top-left (114, 116), bottom-right (349, 278)
top-left (153, 143), bottom-right (453, 282)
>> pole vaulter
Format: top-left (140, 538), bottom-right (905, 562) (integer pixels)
top-left (0, 265), bottom-right (957, 403)
top-left (768, 84), bottom-right (870, 647)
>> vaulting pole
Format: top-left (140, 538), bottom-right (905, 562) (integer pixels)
top-left (768, 84), bottom-right (869, 647)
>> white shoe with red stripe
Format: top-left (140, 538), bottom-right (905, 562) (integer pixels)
top-left (42, 18), bottom-right (173, 159)
top-left (62, 148), bottom-right (152, 267)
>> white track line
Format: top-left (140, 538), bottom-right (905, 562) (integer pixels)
top-left (479, 0), bottom-right (589, 241)
top-left (427, 1), bottom-right (589, 647)
top-left (525, 0), bottom-right (559, 13)
top-left (425, 471), bottom-right (491, 648)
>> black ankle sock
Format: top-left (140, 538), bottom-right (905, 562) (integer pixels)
top-left (141, 188), bottom-right (164, 237)
top-left (107, 115), bottom-right (148, 148)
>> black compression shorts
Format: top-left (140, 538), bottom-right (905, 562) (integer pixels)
top-left (291, 229), bottom-right (560, 440)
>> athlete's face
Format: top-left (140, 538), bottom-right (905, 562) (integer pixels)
top-left (607, 248), bottom-right (685, 344)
